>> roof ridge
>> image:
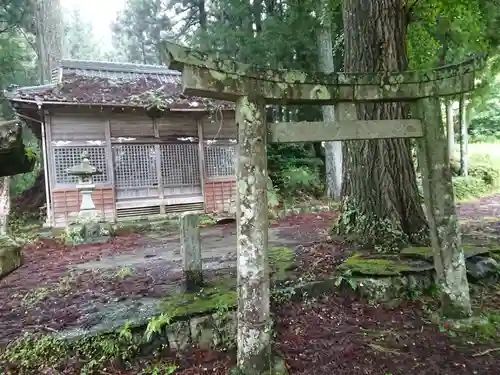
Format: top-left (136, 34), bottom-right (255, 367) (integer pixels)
top-left (60, 59), bottom-right (181, 76)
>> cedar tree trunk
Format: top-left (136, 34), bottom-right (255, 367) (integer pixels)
top-left (337, 0), bottom-right (429, 250)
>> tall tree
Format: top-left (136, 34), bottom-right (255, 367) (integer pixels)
top-left (34, 0), bottom-right (63, 83)
top-left (316, 0), bottom-right (342, 200)
top-left (63, 8), bottom-right (103, 60)
top-left (337, 0), bottom-right (428, 250)
top-left (112, 0), bottom-right (174, 64)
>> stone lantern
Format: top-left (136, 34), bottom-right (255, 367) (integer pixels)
top-left (67, 151), bottom-right (102, 218)
top-left (64, 151), bottom-right (110, 244)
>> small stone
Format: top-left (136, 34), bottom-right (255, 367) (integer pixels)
top-left (190, 315), bottom-right (214, 348)
top-left (166, 321), bottom-right (191, 350)
top-left (212, 311), bottom-right (237, 349)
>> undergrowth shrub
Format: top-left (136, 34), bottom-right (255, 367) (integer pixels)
top-left (453, 177), bottom-right (489, 201)
top-left (267, 142), bottom-right (324, 202)
top-left (10, 137), bottom-right (41, 196)
top-left (280, 165), bottom-right (323, 198)
top-left (450, 150), bottom-right (500, 200)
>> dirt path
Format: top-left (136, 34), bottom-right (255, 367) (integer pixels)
top-left (457, 193), bottom-right (500, 220)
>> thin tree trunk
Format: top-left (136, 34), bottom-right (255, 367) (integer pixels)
top-left (0, 177), bottom-right (10, 235)
top-left (252, 0), bottom-right (263, 33)
top-left (338, 0), bottom-right (428, 249)
top-left (199, 0), bottom-right (207, 30)
top-left (446, 100), bottom-right (454, 160)
top-left (459, 95), bottom-right (468, 176)
top-left (317, 1), bottom-right (342, 201)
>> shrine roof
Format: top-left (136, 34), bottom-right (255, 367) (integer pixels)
top-left (4, 59), bottom-right (234, 111)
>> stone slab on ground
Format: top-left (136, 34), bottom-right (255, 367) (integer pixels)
top-left (72, 224), bottom-right (306, 273)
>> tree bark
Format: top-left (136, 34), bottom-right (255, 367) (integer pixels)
top-left (34, 0), bottom-right (63, 84)
top-left (337, 0), bottom-right (428, 249)
top-left (317, 0), bottom-right (343, 201)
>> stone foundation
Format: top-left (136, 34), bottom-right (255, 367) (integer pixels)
top-left (63, 217), bottom-right (112, 245)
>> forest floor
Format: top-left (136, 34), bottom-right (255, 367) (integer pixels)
top-left (2, 195), bottom-right (500, 374)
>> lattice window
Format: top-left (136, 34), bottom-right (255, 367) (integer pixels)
top-left (160, 143), bottom-right (200, 186)
top-left (53, 146), bottom-right (108, 185)
top-left (113, 144), bottom-right (158, 188)
top-left (204, 145), bottom-right (236, 178)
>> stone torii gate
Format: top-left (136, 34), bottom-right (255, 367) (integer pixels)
top-left (163, 42), bottom-right (485, 374)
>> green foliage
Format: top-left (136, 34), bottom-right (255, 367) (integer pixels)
top-left (112, 0), bottom-right (174, 64)
top-left (453, 177), bottom-right (490, 201)
top-left (10, 136), bottom-right (40, 196)
top-left (280, 165), bottom-right (322, 197)
top-left (267, 143), bottom-right (323, 200)
top-left (144, 313), bottom-right (172, 343)
top-left (335, 196), bottom-right (413, 252)
top-left (469, 75), bottom-right (500, 142)
top-left (0, 325), bottom-right (142, 374)
top-left (62, 7), bottom-right (103, 60)
top-left (450, 149), bottom-right (500, 200)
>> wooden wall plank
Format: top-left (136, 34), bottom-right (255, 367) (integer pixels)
top-left (204, 179), bottom-right (236, 214)
top-left (49, 113), bottom-right (106, 141)
top-left (201, 113), bottom-right (237, 140)
top-left (52, 188), bottom-right (116, 227)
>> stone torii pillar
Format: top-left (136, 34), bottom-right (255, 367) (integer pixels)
top-left (162, 42), bottom-right (486, 372)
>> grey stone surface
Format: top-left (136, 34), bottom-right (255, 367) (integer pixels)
top-left (72, 225), bottom-right (304, 273)
top-left (466, 256), bottom-right (499, 280)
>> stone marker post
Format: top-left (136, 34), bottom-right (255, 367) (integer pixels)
top-left (180, 212), bottom-right (203, 291)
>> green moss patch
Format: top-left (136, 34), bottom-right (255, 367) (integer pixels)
top-left (338, 253), bottom-right (433, 276)
top-left (159, 247), bottom-right (295, 317)
top-left (269, 247), bottom-right (295, 280)
top-left (160, 278), bottom-right (237, 317)
top-left (439, 312), bottom-right (500, 344)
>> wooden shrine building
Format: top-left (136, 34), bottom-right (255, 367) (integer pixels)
top-left (6, 60), bottom-right (238, 227)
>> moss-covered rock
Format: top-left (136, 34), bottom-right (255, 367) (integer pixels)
top-left (0, 236), bottom-right (22, 278)
top-left (0, 120), bottom-right (36, 177)
top-left (161, 278), bottom-right (237, 317)
top-left (338, 253), bottom-right (433, 276)
top-left (159, 247), bottom-right (295, 318)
